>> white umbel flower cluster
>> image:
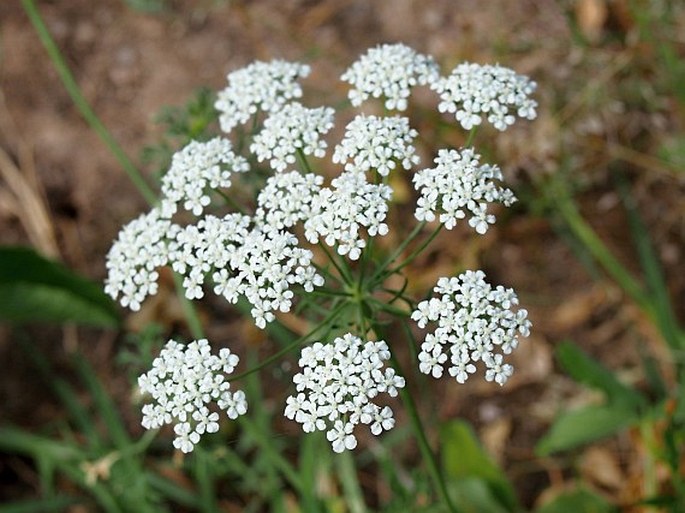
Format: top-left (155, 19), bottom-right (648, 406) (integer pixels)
top-left (250, 102), bottom-right (335, 172)
top-left (168, 213), bottom-right (250, 300)
top-left (341, 43), bottom-right (440, 111)
top-left (255, 171), bottom-right (323, 230)
top-left (411, 270), bottom-right (531, 386)
top-left (161, 137), bottom-right (249, 215)
top-left (215, 60), bottom-right (311, 133)
top-left (432, 63), bottom-right (537, 131)
top-left (305, 171), bottom-right (392, 260)
top-left (333, 115), bottom-right (419, 176)
top-left (168, 214), bottom-right (323, 328)
top-left (285, 333), bottom-right (405, 453)
top-left (413, 148), bottom-right (516, 234)
top-left (138, 339), bottom-right (247, 453)
top-left (105, 208), bottom-right (173, 311)
top-left (213, 225), bottom-right (324, 328)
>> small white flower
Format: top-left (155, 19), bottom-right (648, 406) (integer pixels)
top-left (254, 171), bottom-right (324, 230)
top-left (333, 115), bottom-right (419, 176)
top-left (167, 214), bottom-right (323, 328)
top-left (412, 271), bottom-right (531, 385)
top-left (215, 60), bottom-right (310, 133)
top-left (327, 420), bottom-right (358, 453)
top-left (139, 339), bottom-right (247, 453)
top-left (161, 137), bottom-right (248, 215)
top-left (250, 102), bottom-right (335, 172)
top-left (286, 333), bottom-right (404, 452)
top-left (173, 422), bottom-right (200, 454)
top-left (432, 62), bottom-right (537, 131)
top-left (413, 148), bottom-right (516, 234)
top-left (304, 171), bottom-right (392, 260)
top-left (104, 208), bottom-right (175, 311)
top-left (341, 43), bottom-right (440, 111)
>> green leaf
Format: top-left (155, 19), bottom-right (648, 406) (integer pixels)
top-left (441, 420), bottom-right (519, 511)
top-left (617, 174), bottom-right (685, 351)
top-left (0, 246), bottom-right (119, 327)
top-left (446, 478), bottom-right (512, 513)
top-left (535, 487), bottom-right (616, 513)
top-left (556, 341), bottom-right (646, 410)
top-left (0, 496), bottom-right (79, 513)
top-left (536, 404), bottom-right (638, 455)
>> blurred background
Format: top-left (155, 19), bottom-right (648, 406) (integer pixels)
top-left (0, 1), bottom-right (683, 511)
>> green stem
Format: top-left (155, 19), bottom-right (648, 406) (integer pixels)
top-left (307, 288), bottom-right (353, 298)
top-left (22, 0), bottom-right (157, 205)
top-left (229, 302), bottom-right (348, 382)
top-left (215, 188), bottom-right (246, 214)
top-left (367, 297), bottom-right (411, 318)
top-left (337, 450), bottom-right (368, 513)
top-left (370, 221), bottom-right (426, 284)
top-left (464, 126), bottom-right (479, 148)
top-left (554, 190), bottom-right (657, 323)
top-left (374, 223), bottom-right (443, 286)
top-left (312, 261), bottom-right (342, 285)
top-left (373, 325), bottom-right (458, 513)
top-left (296, 148), bottom-right (314, 174)
top-left (319, 242), bottom-right (353, 285)
top-left (172, 273), bottom-right (205, 340)
top-left (194, 447), bottom-right (219, 513)
top-left (237, 415), bottom-right (305, 493)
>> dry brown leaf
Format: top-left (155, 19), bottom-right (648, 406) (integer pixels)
top-left (579, 446), bottom-right (625, 491)
top-left (480, 417), bottom-right (512, 466)
top-left (575, 0), bottom-right (608, 43)
top-left (509, 334), bottom-right (553, 386)
top-left (0, 145), bottom-right (59, 258)
top-left (551, 285), bottom-right (611, 331)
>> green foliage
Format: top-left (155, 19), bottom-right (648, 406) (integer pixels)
top-left (441, 420), bottom-right (519, 512)
top-left (556, 341), bottom-right (646, 411)
top-left (536, 487), bottom-right (616, 513)
top-left (122, 0), bottom-right (167, 13)
top-left (141, 88), bottom-right (219, 178)
top-left (658, 137), bottom-right (685, 172)
top-left (0, 246), bottom-right (119, 327)
top-left (537, 403), bottom-right (638, 456)
top-left (0, 349), bottom-right (161, 512)
top-left (537, 342), bottom-right (646, 455)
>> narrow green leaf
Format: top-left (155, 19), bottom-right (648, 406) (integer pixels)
top-left (445, 478), bottom-right (511, 513)
top-left (556, 341), bottom-right (646, 410)
top-left (18, 338), bottom-right (103, 451)
top-left (146, 472), bottom-right (201, 508)
top-left (0, 247), bottom-right (119, 327)
top-left (441, 420), bottom-right (519, 511)
top-left (0, 496), bottom-right (79, 513)
top-left (617, 175), bottom-right (685, 351)
top-left (535, 487), bottom-right (616, 513)
top-left (0, 426), bottom-right (83, 461)
top-left (536, 404), bottom-right (638, 455)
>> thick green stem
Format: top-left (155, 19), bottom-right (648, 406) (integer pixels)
top-left (22, 0), bottom-right (157, 205)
